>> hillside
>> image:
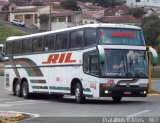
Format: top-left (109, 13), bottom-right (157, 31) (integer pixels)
top-left (0, 23), bottom-right (27, 44)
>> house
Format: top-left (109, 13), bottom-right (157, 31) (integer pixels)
top-left (104, 4), bottom-right (128, 16)
top-left (38, 4), bottom-right (82, 31)
top-left (125, 0), bottom-right (160, 9)
top-left (10, 6), bottom-right (43, 27)
top-left (42, 0), bottom-right (66, 5)
top-left (0, 0), bottom-right (9, 21)
top-left (77, 1), bottom-right (103, 12)
top-left (49, 9), bottom-right (82, 30)
top-left (154, 10), bottom-right (160, 18)
top-left (0, 0), bottom-right (9, 11)
top-left (82, 10), bottom-right (104, 24)
top-left (100, 15), bottom-right (140, 26)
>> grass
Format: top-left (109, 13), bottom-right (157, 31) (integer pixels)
top-left (0, 22), bottom-right (27, 44)
top-left (0, 63), bottom-right (4, 76)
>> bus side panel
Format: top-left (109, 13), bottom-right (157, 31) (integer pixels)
top-left (5, 67), bottom-right (16, 93)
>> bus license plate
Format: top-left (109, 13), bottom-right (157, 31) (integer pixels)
top-left (124, 91), bottom-right (132, 95)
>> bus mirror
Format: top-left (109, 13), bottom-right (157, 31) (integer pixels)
top-left (148, 47), bottom-right (158, 66)
top-left (97, 45), bottom-right (105, 64)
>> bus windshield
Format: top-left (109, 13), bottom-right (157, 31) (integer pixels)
top-left (99, 28), bottom-right (145, 46)
top-left (100, 50), bottom-right (148, 78)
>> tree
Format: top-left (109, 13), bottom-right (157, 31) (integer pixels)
top-left (94, 0), bottom-right (122, 7)
top-left (126, 8), bottom-right (146, 18)
top-left (60, 0), bottom-right (81, 11)
top-left (141, 15), bottom-right (160, 47)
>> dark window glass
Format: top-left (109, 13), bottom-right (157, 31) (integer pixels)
top-left (56, 33), bottom-right (68, 50)
top-left (84, 29), bottom-right (97, 47)
top-left (6, 42), bottom-right (12, 54)
top-left (100, 50), bottom-right (148, 78)
top-left (98, 28), bottom-right (145, 46)
top-left (44, 35), bottom-right (55, 51)
top-left (83, 53), bottom-right (89, 73)
top-left (22, 38), bottom-right (32, 53)
top-left (32, 37), bottom-right (43, 52)
top-left (13, 40), bottom-right (22, 54)
top-left (69, 30), bottom-right (83, 49)
top-left (90, 53), bottom-right (98, 75)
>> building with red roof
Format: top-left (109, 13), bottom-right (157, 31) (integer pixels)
top-left (100, 15), bottom-right (140, 25)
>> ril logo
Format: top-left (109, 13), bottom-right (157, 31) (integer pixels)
top-left (42, 53), bottom-right (76, 64)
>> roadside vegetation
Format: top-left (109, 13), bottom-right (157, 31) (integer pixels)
top-left (0, 22), bottom-right (27, 76)
top-left (0, 23), bottom-right (27, 44)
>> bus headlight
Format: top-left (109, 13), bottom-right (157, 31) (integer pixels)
top-left (105, 90), bottom-right (109, 94)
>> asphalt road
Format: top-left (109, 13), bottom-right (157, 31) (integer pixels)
top-left (0, 77), bottom-right (160, 123)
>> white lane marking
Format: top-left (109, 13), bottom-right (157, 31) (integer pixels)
top-left (0, 98), bottom-right (12, 101)
top-left (9, 111), bottom-right (40, 118)
top-left (11, 111), bottom-right (39, 122)
top-left (127, 110), bottom-right (151, 117)
top-left (4, 100), bottom-right (36, 104)
top-left (0, 100), bottom-right (50, 107)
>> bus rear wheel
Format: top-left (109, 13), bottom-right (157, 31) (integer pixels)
top-left (75, 83), bottom-right (85, 104)
top-left (14, 81), bottom-right (21, 97)
top-left (112, 97), bottom-right (122, 103)
top-left (22, 82), bottom-right (30, 99)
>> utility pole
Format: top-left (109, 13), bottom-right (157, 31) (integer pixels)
top-left (148, 49), bottom-right (152, 93)
top-left (48, 0), bottom-right (52, 31)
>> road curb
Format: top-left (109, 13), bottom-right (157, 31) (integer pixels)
top-left (0, 111), bottom-right (24, 123)
top-left (148, 90), bottom-right (160, 96)
top-left (148, 93), bottom-right (160, 96)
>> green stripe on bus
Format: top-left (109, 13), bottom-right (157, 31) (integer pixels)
top-left (49, 86), bottom-right (70, 91)
top-left (32, 86), bottom-right (48, 89)
top-left (83, 88), bottom-right (91, 92)
top-left (30, 80), bottom-right (46, 84)
top-left (17, 63), bottom-right (34, 76)
top-left (32, 86), bottom-right (91, 92)
top-left (15, 58), bottom-right (43, 77)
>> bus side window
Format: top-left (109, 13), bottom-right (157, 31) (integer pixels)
top-left (32, 37), bottom-right (43, 52)
top-left (56, 33), bottom-right (68, 50)
top-left (84, 29), bottom-right (97, 47)
top-left (83, 53), bottom-right (89, 73)
top-left (44, 34), bottom-right (55, 51)
top-left (13, 40), bottom-right (22, 54)
top-left (90, 53), bottom-right (98, 75)
top-left (6, 42), bottom-right (12, 55)
top-left (69, 30), bottom-right (83, 49)
top-left (22, 38), bottom-right (32, 53)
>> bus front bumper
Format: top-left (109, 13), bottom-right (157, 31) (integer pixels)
top-left (100, 86), bottom-right (148, 97)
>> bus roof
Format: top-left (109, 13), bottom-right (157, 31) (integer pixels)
top-left (6, 23), bottom-right (141, 42)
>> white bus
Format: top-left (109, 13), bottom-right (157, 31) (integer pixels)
top-left (5, 24), bottom-right (158, 103)
top-left (0, 44), bottom-right (4, 52)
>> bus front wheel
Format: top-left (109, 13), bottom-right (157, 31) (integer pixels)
top-left (22, 82), bottom-right (30, 99)
top-left (112, 97), bottom-right (122, 103)
top-left (75, 83), bottom-right (85, 104)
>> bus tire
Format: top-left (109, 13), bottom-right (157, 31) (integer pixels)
top-left (22, 82), bottom-right (30, 99)
top-left (112, 97), bottom-right (122, 103)
top-left (75, 83), bottom-right (85, 104)
top-left (14, 81), bottom-right (21, 97)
